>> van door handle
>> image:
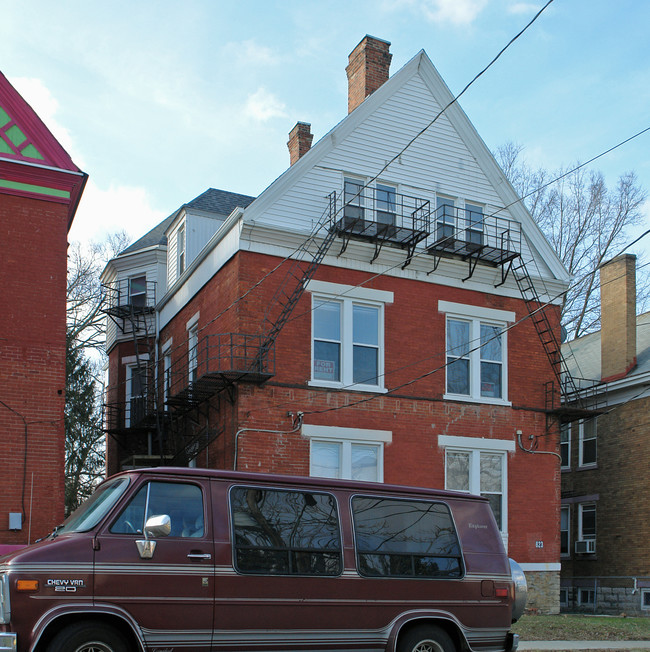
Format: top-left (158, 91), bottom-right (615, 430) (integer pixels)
top-left (187, 552), bottom-right (212, 560)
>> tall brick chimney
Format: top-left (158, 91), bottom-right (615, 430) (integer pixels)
top-left (287, 122), bottom-right (313, 166)
top-left (346, 35), bottom-right (392, 114)
top-left (600, 254), bottom-right (637, 382)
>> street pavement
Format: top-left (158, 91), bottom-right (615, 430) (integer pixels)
top-left (519, 642), bottom-right (650, 650)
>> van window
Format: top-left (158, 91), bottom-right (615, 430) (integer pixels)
top-left (230, 486), bottom-right (341, 576)
top-left (111, 481), bottom-right (204, 537)
top-left (351, 497), bottom-right (463, 578)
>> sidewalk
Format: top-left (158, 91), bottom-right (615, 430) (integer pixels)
top-left (519, 642), bottom-right (650, 650)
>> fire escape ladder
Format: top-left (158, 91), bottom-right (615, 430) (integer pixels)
top-left (258, 220), bottom-right (338, 359)
top-left (510, 256), bottom-right (582, 407)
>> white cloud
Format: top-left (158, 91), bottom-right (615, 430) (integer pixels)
top-left (244, 87), bottom-right (288, 122)
top-left (68, 180), bottom-right (165, 246)
top-left (9, 76), bottom-right (83, 166)
top-left (508, 2), bottom-right (542, 15)
top-left (388, 0), bottom-right (488, 25)
top-left (233, 39), bottom-right (281, 66)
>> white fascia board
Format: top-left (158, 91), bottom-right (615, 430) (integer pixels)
top-left (100, 246), bottom-right (167, 283)
top-left (415, 54), bottom-right (569, 284)
top-left (240, 221), bottom-right (567, 305)
top-left (241, 54), bottom-right (422, 225)
top-left (158, 209), bottom-right (243, 328)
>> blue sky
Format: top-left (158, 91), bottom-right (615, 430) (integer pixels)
top-left (3, 0), bottom-right (649, 257)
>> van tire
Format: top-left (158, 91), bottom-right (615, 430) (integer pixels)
top-left (47, 621), bottom-right (131, 652)
top-left (397, 624), bottom-right (456, 652)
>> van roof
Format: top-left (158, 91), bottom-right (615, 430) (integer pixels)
top-left (114, 467), bottom-right (487, 503)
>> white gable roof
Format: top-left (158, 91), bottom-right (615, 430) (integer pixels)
top-left (243, 49), bottom-right (569, 284)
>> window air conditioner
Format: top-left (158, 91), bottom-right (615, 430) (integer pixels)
top-left (575, 540), bottom-right (596, 554)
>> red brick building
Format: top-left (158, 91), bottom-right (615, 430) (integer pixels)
top-left (103, 37), bottom-right (570, 611)
top-left (561, 255), bottom-right (650, 615)
top-left (0, 72), bottom-right (86, 548)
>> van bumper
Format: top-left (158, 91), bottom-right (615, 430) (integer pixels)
top-left (0, 633), bottom-right (17, 651)
top-left (506, 633), bottom-right (519, 652)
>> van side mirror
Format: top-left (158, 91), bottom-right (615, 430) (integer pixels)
top-left (136, 514), bottom-right (171, 560)
top-left (144, 514), bottom-right (171, 539)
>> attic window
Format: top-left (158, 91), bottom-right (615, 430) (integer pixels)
top-left (177, 224), bottom-right (186, 276)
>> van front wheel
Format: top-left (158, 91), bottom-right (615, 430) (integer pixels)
top-left (47, 621), bottom-right (130, 652)
top-left (398, 625), bottom-right (456, 652)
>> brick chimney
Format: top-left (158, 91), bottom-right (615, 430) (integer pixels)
top-left (600, 254), bottom-right (637, 382)
top-left (287, 122), bottom-right (313, 166)
top-left (346, 35), bottom-right (392, 114)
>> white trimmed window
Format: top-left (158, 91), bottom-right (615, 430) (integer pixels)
top-left (578, 503), bottom-right (596, 541)
top-left (560, 423), bottom-right (571, 469)
top-left (303, 424), bottom-right (391, 482)
top-left (578, 418), bottom-right (597, 467)
top-left (439, 301), bottom-right (513, 404)
top-left (177, 223), bottom-right (186, 277)
top-left (439, 435), bottom-right (514, 539)
top-left (560, 505), bottom-right (570, 557)
top-left (641, 590), bottom-right (650, 611)
top-left (186, 313), bottom-right (199, 384)
top-left (126, 363), bottom-right (147, 428)
top-left (308, 281), bottom-right (392, 391)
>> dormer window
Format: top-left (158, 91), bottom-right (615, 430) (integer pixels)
top-left (177, 224), bottom-right (186, 277)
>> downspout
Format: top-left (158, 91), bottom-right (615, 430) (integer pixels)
top-left (234, 412), bottom-right (303, 471)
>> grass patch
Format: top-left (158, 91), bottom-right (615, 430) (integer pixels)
top-left (512, 614), bottom-right (650, 641)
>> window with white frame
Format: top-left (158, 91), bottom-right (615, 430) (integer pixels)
top-left (560, 505), bottom-right (570, 556)
top-left (186, 314), bottom-right (199, 384)
top-left (163, 351), bottom-right (172, 409)
top-left (578, 502), bottom-right (596, 541)
top-left (560, 423), bottom-right (571, 469)
top-left (309, 281), bottom-right (392, 391)
top-left (440, 301), bottom-right (513, 404)
top-left (129, 275), bottom-right (147, 308)
top-left (439, 435), bottom-right (514, 536)
top-left (303, 424), bottom-right (391, 483)
top-left (436, 196), bottom-right (455, 241)
top-left (642, 590), bottom-right (650, 610)
top-left (177, 223), bottom-right (186, 277)
top-left (579, 418), bottom-right (597, 467)
top-left (376, 183), bottom-right (396, 228)
top-left (465, 203), bottom-right (484, 246)
top-left (578, 588), bottom-right (595, 605)
top-left (344, 177), bottom-right (365, 221)
top-left (126, 363), bottom-right (147, 427)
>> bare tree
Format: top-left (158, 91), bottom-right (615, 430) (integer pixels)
top-left (65, 231), bottom-right (130, 510)
top-left (495, 143), bottom-right (648, 339)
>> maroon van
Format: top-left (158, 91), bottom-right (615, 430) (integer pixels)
top-left (0, 468), bottom-right (526, 652)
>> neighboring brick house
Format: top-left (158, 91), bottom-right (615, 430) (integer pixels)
top-left (102, 36), bottom-right (572, 612)
top-left (0, 72), bottom-right (87, 548)
top-left (561, 254), bottom-right (650, 615)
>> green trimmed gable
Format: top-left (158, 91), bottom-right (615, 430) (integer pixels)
top-left (0, 102), bottom-right (45, 161)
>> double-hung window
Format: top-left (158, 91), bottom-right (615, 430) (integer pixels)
top-left (303, 424), bottom-right (391, 483)
top-left (177, 224), bottom-right (186, 277)
top-left (560, 505), bottom-right (570, 556)
top-left (309, 281), bottom-right (392, 391)
top-left (439, 435), bottom-right (514, 540)
top-left (465, 203), bottom-right (484, 246)
top-left (578, 503), bottom-right (596, 541)
top-left (129, 275), bottom-right (147, 308)
top-left (560, 423), bottom-right (571, 469)
top-left (436, 196), bottom-right (455, 242)
top-left (578, 418), bottom-right (597, 467)
top-left (440, 301), bottom-right (513, 404)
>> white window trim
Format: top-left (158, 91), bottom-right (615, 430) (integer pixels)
top-left (560, 505), bottom-right (571, 558)
top-left (121, 354), bottom-right (150, 365)
top-left (307, 281), bottom-right (392, 393)
top-left (125, 363), bottom-right (147, 428)
top-left (438, 435), bottom-right (512, 545)
top-left (578, 419), bottom-right (597, 468)
top-left (186, 312), bottom-right (200, 331)
top-left (303, 424), bottom-right (391, 482)
top-left (641, 589), bottom-right (650, 611)
top-left (439, 300), bottom-right (512, 406)
top-left (560, 423), bottom-right (571, 470)
top-left (578, 502), bottom-right (596, 541)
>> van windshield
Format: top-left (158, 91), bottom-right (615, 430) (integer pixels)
top-left (57, 477), bottom-right (130, 535)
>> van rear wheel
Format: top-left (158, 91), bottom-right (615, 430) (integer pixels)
top-left (398, 625), bottom-right (456, 652)
top-left (47, 621), bottom-right (130, 652)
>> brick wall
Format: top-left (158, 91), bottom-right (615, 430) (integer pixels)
top-left (0, 193), bottom-right (68, 544)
